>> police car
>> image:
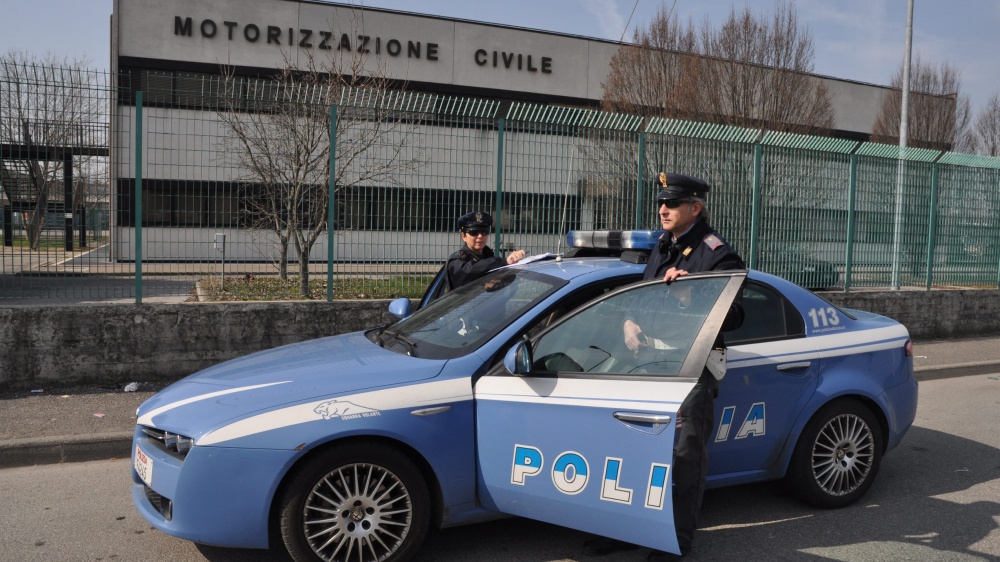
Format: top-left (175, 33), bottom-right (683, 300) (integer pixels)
top-left (130, 230), bottom-right (917, 561)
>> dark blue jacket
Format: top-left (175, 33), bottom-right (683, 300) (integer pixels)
top-left (644, 219), bottom-right (744, 280)
top-left (445, 244), bottom-right (506, 289)
top-left (643, 219), bottom-right (746, 333)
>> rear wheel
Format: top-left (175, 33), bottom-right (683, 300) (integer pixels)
top-left (279, 442), bottom-right (430, 562)
top-left (785, 400), bottom-right (883, 508)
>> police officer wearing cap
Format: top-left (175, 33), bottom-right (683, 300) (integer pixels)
top-left (445, 211), bottom-right (526, 289)
top-left (586, 173), bottom-right (745, 561)
top-left (637, 172), bottom-right (745, 284)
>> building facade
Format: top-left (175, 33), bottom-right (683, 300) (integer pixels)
top-left (110, 0), bottom-right (894, 263)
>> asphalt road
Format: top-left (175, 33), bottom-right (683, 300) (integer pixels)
top-left (2, 373), bottom-right (999, 562)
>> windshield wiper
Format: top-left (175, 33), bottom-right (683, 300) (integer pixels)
top-left (380, 330), bottom-right (419, 357)
top-left (367, 324), bottom-right (390, 345)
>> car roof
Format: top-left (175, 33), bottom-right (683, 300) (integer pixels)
top-left (516, 254), bottom-right (827, 307)
top-left (509, 255), bottom-right (644, 280)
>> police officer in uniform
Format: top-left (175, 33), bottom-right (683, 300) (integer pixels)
top-left (585, 173), bottom-right (745, 561)
top-left (445, 211), bottom-right (526, 289)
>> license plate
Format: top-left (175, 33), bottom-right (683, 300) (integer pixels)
top-left (134, 445), bottom-right (153, 487)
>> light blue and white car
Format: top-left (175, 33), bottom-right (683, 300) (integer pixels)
top-left (130, 231), bottom-right (918, 562)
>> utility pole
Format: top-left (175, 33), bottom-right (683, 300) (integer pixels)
top-left (891, 0), bottom-right (914, 289)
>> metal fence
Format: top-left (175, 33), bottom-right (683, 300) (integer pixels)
top-left (3, 64), bottom-right (1000, 304)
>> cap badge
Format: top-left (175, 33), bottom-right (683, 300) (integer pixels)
top-left (659, 172), bottom-right (668, 187)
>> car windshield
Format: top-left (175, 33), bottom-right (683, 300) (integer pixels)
top-left (379, 268), bottom-right (566, 359)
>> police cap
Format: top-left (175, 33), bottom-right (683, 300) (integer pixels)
top-left (457, 210), bottom-right (494, 232)
top-left (655, 172), bottom-right (711, 203)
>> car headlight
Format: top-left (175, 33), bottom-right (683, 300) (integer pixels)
top-left (141, 427), bottom-right (195, 456)
top-left (164, 431), bottom-right (195, 454)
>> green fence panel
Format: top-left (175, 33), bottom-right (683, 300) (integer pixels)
top-left (935, 164), bottom-right (1000, 287)
top-left (853, 155), bottom-right (904, 288)
top-left (755, 145), bottom-right (853, 290)
top-left (500, 105), bottom-right (643, 255)
top-left (0, 63), bottom-right (122, 302)
top-left (5, 63), bottom-right (1000, 303)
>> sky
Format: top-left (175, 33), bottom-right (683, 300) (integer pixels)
top-left (2, 0), bottom-right (999, 115)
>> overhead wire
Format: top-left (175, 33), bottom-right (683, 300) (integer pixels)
top-left (619, 0), bottom-right (679, 43)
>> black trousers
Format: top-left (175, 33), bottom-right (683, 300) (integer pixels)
top-left (672, 370), bottom-right (717, 552)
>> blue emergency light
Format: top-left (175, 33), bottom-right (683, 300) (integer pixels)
top-left (566, 230), bottom-right (663, 251)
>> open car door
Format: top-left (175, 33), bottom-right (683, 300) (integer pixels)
top-left (417, 264), bottom-right (451, 310)
top-left (474, 271), bottom-right (746, 555)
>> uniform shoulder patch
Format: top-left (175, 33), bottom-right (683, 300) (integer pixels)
top-left (703, 234), bottom-right (723, 250)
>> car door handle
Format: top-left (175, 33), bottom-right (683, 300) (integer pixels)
top-left (411, 406), bottom-right (451, 416)
top-left (614, 412), bottom-right (672, 425)
top-left (776, 361), bottom-right (812, 372)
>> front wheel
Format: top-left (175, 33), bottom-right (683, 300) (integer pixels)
top-left (279, 442), bottom-right (431, 562)
top-left (785, 400), bottom-right (883, 508)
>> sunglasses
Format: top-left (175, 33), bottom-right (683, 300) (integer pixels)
top-left (464, 229), bottom-right (490, 237)
top-left (657, 199), bottom-right (688, 209)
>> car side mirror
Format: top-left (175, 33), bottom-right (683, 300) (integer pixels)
top-left (388, 298), bottom-right (413, 320)
top-left (503, 340), bottom-right (533, 376)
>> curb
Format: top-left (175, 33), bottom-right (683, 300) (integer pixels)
top-left (3, 363), bottom-right (1000, 470)
top-left (0, 432), bottom-right (133, 469)
top-left (914, 360), bottom-right (1000, 381)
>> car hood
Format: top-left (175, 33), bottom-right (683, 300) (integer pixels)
top-left (136, 332), bottom-right (447, 435)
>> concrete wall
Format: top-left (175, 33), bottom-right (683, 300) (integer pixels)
top-left (0, 300), bottom-right (399, 392)
top-left (823, 289), bottom-right (1000, 342)
top-left (1, 290), bottom-right (998, 392)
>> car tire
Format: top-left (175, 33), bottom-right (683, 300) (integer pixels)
top-left (785, 399), bottom-right (883, 508)
top-left (278, 442), bottom-right (431, 562)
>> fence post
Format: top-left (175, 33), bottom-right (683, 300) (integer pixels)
top-left (635, 132), bottom-right (645, 229)
top-left (845, 153), bottom-right (858, 291)
top-left (327, 104), bottom-right (337, 302)
top-left (924, 163), bottom-right (939, 290)
top-left (63, 153), bottom-right (73, 251)
top-left (135, 91), bottom-right (143, 305)
top-left (494, 117), bottom-right (505, 251)
top-left (748, 142), bottom-right (763, 270)
top-left (996, 227), bottom-right (1000, 290)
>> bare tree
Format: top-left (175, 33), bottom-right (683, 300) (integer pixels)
top-left (0, 50), bottom-right (104, 250)
top-left (601, 5), bottom-right (700, 120)
top-left (601, 2), bottom-right (834, 134)
top-left (972, 93), bottom-right (1000, 156)
top-left (695, 3), bottom-right (834, 134)
top-left (872, 56), bottom-right (974, 152)
top-left (217, 50), bottom-right (424, 298)
top-left (593, 2), bottom-right (833, 233)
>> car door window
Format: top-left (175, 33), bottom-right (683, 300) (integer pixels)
top-left (418, 265), bottom-right (451, 309)
top-left (522, 275), bottom-right (642, 339)
top-left (723, 281), bottom-right (805, 345)
top-left (530, 276), bottom-right (731, 376)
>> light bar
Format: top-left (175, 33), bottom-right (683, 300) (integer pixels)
top-left (566, 230), bottom-right (663, 251)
